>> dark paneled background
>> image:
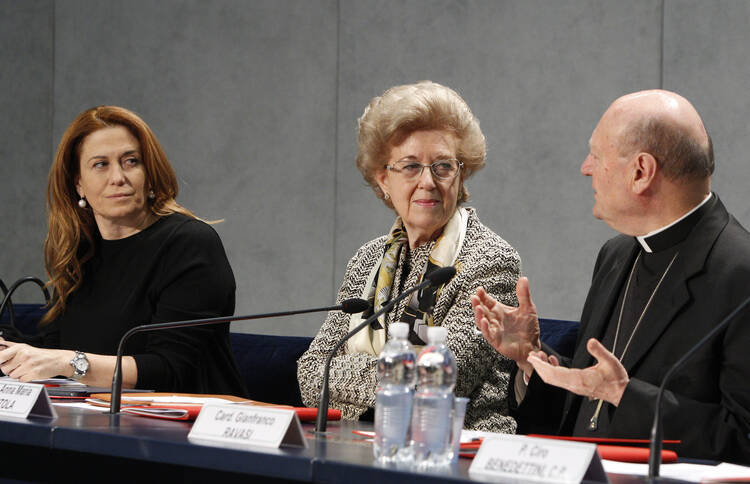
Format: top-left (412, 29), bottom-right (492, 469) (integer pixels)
top-left (2, 0), bottom-right (748, 335)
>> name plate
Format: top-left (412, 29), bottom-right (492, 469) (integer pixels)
top-left (188, 404), bottom-right (308, 449)
top-left (469, 434), bottom-right (608, 484)
top-left (0, 382), bottom-right (57, 419)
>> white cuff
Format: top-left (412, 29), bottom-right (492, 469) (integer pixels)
top-left (514, 366), bottom-right (530, 405)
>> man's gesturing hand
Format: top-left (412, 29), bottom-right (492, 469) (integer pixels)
top-left (471, 277), bottom-right (541, 376)
top-left (528, 338), bottom-right (630, 406)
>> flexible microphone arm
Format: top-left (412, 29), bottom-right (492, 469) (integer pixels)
top-left (314, 266), bottom-right (456, 433)
top-left (648, 293), bottom-right (750, 478)
top-left (0, 276), bottom-right (51, 330)
top-left (109, 298), bottom-right (369, 414)
top-left (0, 279), bottom-right (14, 328)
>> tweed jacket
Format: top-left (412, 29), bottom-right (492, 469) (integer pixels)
top-left (297, 207), bottom-right (520, 432)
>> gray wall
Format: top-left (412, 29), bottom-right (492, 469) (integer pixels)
top-left (2, 0), bottom-right (749, 336)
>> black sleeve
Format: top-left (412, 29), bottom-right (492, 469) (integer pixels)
top-left (507, 242), bottom-right (607, 437)
top-left (132, 220), bottom-right (237, 392)
top-left (39, 318), bottom-right (60, 348)
top-left (509, 342), bottom-right (571, 435)
top-left (610, 311), bottom-right (750, 464)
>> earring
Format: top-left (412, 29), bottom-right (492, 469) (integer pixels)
top-left (148, 189), bottom-right (156, 200)
top-left (384, 192), bottom-right (390, 200)
top-left (78, 198), bottom-right (87, 209)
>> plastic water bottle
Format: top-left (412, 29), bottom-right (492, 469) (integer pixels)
top-left (374, 322), bottom-right (417, 463)
top-left (410, 326), bottom-right (457, 469)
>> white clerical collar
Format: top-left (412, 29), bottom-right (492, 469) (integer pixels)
top-left (636, 192), bottom-right (713, 253)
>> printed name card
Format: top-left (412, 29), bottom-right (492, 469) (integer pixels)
top-left (0, 381), bottom-right (57, 419)
top-left (468, 434), bottom-right (608, 484)
top-left (188, 404), bottom-right (308, 449)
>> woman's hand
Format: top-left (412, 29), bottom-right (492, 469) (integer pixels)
top-left (471, 277), bottom-right (542, 377)
top-left (0, 339), bottom-right (73, 382)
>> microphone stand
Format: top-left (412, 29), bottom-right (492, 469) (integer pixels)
top-left (0, 278), bottom-right (13, 327)
top-left (109, 299), bottom-right (368, 414)
top-left (648, 294), bottom-right (750, 479)
top-left (0, 276), bottom-right (51, 330)
top-left (314, 266), bottom-right (456, 433)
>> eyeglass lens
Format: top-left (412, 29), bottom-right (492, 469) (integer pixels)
top-left (392, 159), bottom-right (460, 179)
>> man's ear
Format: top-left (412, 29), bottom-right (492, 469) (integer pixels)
top-left (631, 152), bottom-right (657, 195)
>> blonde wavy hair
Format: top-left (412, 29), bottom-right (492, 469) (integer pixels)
top-left (42, 106), bottom-right (196, 324)
top-left (356, 81), bottom-right (486, 208)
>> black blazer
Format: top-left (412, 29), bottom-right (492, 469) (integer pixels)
top-left (512, 195), bottom-right (750, 464)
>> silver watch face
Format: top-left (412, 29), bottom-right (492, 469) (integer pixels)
top-left (74, 358), bottom-right (88, 372)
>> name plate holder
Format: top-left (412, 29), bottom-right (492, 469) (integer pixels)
top-left (188, 404), bottom-right (308, 449)
top-left (469, 434), bottom-right (608, 484)
top-left (0, 381), bottom-right (57, 419)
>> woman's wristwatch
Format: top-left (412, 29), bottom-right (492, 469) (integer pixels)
top-left (69, 351), bottom-right (90, 380)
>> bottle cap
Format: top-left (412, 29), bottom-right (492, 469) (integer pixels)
top-left (388, 322), bottom-right (409, 339)
top-left (426, 326), bottom-right (447, 344)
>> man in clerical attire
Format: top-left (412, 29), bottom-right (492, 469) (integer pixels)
top-left (472, 89), bottom-right (750, 464)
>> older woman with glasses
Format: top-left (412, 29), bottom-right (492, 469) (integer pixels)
top-left (298, 81), bottom-right (520, 432)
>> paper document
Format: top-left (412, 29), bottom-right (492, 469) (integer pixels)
top-left (604, 460), bottom-right (750, 482)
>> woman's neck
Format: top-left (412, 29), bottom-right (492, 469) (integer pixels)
top-left (96, 211), bottom-right (159, 240)
top-left (406, 226), bottom-right (444, 249)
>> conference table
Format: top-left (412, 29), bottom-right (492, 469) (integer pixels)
top-left (0, 404), bottom-right (676, 483)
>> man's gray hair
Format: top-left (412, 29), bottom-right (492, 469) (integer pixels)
top-left (621, 117), bottom-right (714, 181)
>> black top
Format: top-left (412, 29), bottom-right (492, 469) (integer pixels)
top-left (512, 195), bottom-right (750, 464)
top-left (572, 196), bottom-right (715, 436)
top-left (43, 213), bottom-right (247, 396)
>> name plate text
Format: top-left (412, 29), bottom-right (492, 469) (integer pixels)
top-left (0, 381), bottom-right (56, 419)
top-left (469, 434), bottom-right (607, 484)
top-left (188, 404), bottom-right (307, 449)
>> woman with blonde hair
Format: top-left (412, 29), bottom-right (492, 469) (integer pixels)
top-left (0, 106), bottom-right (246, 395)
top-left (298, 81), bottom-right (519, 431)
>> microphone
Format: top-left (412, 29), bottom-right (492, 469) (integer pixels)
top-left (339, 298), bottom-right (371, 313)
top-left (109, 298), bottom-right (369, 414)
top-left (647, 293), bottom-right (750, 478)
top-left (425, 266), bottom-right (457, 286)
top-left (314, 265), bottom-right (456, 433)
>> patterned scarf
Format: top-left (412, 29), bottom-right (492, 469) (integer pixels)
top-left (346, 208), bottom-right (468, 356)
top-left (374, 226), bottom-right (408, 319)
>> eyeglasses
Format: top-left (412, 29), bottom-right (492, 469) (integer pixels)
top-left (386, 159), bottom-right (463, 181)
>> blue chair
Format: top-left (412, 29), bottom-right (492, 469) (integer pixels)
top-left (228, 318), bottom-right (580, 407)
top-left (0, 303), bottom-right (46, 336)
top-left (539, 317), bottom-right (580, 359)
top-left (0, 276), bottom-right (49, 337)
top-left (229, 333), bottom-right (312, 406)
